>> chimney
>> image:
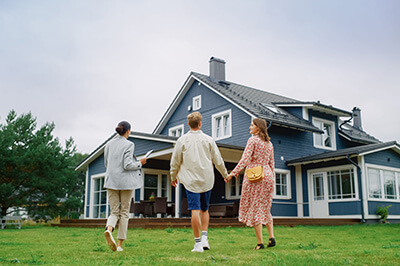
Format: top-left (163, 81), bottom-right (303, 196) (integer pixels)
top-left (209, 57), bottom-right (226, 82)
top-left (352, 107), bottom-right (362, 130)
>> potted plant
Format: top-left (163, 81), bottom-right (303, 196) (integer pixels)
top-left (376, 205), bottom-right (392, 223)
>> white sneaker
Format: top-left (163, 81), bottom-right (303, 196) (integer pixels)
top-left (104, 230), bottom-right (117, 251)
top-left (201, 237), bottom-right (210, 250)
top-left (117, 246), bottom-right (123, 252)
top-left (191, 242), bottom-right (204, 252)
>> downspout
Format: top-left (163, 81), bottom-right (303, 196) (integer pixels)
top-left (346, 155), bottom-right (366, 223)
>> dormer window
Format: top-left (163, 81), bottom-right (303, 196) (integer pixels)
top-left (260, 103), bottom-right (285, 114)
top-left (312, 117), bottom-right (336, 150)
top-left (169, 124), bottom-right (184, 137)
top-left (193, 95), bottom-right (202, 110)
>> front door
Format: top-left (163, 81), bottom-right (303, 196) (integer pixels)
top-left (310, 173), bottom-right (329, 218)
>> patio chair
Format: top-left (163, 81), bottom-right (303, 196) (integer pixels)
top-left (154, 197), bottom-right (168, 217)
top-left (130, 200), bottom-right (145, 217)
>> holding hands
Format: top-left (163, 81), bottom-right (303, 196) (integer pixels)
top-left (224, 173), bottom-right (235, 183)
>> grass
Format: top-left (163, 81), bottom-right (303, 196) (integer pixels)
top-left (0, 223), bottom-right (399, 265)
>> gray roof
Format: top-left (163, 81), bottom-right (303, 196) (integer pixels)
top-left (192, 72), bottom-right (323, 133)
top-left (339, 124), bottom-right (381, 144)
top-left (287, 141), bottom-right (400, 166)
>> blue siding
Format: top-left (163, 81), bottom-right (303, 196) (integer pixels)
top-left (161, 81), bottom-right (252, 147)
top-left (368, 201), bottom-right (400, 215)
top-left (365, 149), bottom-right (400, 169)
top-left (128, 138), bottom-right (173, 156)
top-left (87, 156), bottom-right (106, 205)
top-left (271, 203), bottom-right (297, 216)
top-left (329, 201), bottom-right (361, 215)
top-left (282, 107), bottom-right (303, 120)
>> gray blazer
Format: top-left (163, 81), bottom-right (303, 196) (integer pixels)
top-left (104, 135), bottom-right (143, 190)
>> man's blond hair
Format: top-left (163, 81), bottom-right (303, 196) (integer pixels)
top-left (187, 112), bottom-right (202, 129)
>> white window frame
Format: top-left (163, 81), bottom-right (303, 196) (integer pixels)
top-left (366, 163), bottom-right (400, 202)
top-left (168, 124), bottom-right (184, 137)
top-left (193, 95), bottom-right (202, 110)
top-left (90, 173), bottom-right (109, 219)
top-left (312, 117), bottom-right (336, 151)
top-left (225, 173), bottom-right (244, 200)
top-left (225, 169), bottom-right (291, 200)
top-left (140, 169), bottom-right (172, 202)
top-left (308, 165), bottom-right (359, 203)
top-left (212, 109), bottom-right (232, 141)
top-left (274, 169), bottom-right (291, 199)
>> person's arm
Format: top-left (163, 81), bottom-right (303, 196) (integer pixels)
top-left (170, 140), bottom-right (183, 184)
top-left (104, 144), bottom-right (109, 168)
top-left (229, 137), bottom-right (256, 177)
top-left (210, 141), bottom-right (228, 179)
top-left (268, 143), bottom-right (275, 174)
top-left (123, 143), bottom-right (142, 171)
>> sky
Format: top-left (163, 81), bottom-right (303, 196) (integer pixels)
top-left (1, 0), bottom-right (399, 154)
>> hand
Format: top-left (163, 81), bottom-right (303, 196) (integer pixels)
top-left (224, 174), bottom-right (233, 183)
top-left (140, 157), bottom-right (147, 165)
top-left (171, 179), bottom-right (178, 187)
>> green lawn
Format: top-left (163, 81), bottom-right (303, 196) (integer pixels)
top-left (0, 223), bottom-right (399, 265)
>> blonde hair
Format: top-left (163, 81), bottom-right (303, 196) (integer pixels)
top-left (187, 112), bottom-right (202, 129)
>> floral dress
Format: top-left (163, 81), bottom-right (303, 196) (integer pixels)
top-left (230, 135), bottom-right (275, 227)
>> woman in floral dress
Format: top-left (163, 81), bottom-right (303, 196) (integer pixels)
top-left (226, 118), bottom-right (276, 249)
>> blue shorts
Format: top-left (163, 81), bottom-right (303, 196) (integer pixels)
top-left (185, 189), bottom-right (212, 211)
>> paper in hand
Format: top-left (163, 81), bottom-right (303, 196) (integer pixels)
top-left (144, 150), bottom-right (153, 158)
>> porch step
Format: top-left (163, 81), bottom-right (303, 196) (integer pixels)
top-left (53, 217), bottom-right (361, 229)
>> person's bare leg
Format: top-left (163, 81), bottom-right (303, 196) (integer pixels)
top-left (254, 224), bottom-right (263, 245)
top-left (118, 239), bottom-right (124, 248)
top-left (266, 222), bottom-right (274, 239)
top-left (191, 210), bottom-right (201, 238)
top-left (200, 210), bottom-right (209, 232)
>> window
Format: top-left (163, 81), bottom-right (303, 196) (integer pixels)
top-left (193, 95), bottom-right (202, 110)
top-left (169, 124), bottom-right (184, 137)
top-left (212, 109), bottom-right (232, 140)
top-left (92, 176), bottom-right (107, 218)
top-left (141, 171), bottom-right (171, 201)
top-left (327, 169), bottom-right (355, 199)
top-left (260, 103), bottom-right (285, 115)
top-left (274, 170), bottom-right (291, 199)
top-left (367, 165), bottom-right (400, 201)
top-left (312, 118), bottom-right (336, 150)
top-left (226, 174), bottom-right (244, 199)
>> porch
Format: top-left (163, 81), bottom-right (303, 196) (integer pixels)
top-left (53, 217), bottom-right (362, 229)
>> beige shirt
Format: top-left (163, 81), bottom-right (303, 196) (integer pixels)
top-left (170, 130), bottom-right (228, 193)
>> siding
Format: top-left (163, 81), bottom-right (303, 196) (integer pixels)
top-left (271, 203), bottom-right (298, 217)
top-left (368, 201), bottom-right (400, 216)
top-left (329, 201), bottom-right (361, 215)
top-left (127, 138), bottom-right (174, 156)
top-left (161, 81), bottom-right (252, 147)
top-left (365, 149), bottom-right (400, 168)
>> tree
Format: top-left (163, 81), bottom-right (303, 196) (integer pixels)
top-left (0, 110), bottom-right (81, 218)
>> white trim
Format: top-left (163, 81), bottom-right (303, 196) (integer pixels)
top-left (225, 173), bottom-right (243, 200)
top-left (312, 117), bottom-right (337, 151)
top-left (295, 165), bottom-right (303, 217)
top-left (302, 107), bottom-right (309, 121)
top-left (84, 170), bottom-right (89, 218)
top-left (360, 156), bottom-right (369, 220)
top-left (90, 173), bottom-right (107, 219)
top-left (192, 95), bottom-right (202, 110)
top-left (137, 147), bottom-right (175, 160)
top-left (212, 109), bottom-right (232, 141)
top-left (168, 124), bottom-right (184, 137)
top-left (140, 169), bottom-right (172, 202)
top-left (153, 75), bottom-right (255, 134)
top-left (273, 169), bottom-right (292, 200)
top-left (365, 163), bottom-right (400, 202)
top-left (360, 145), bottom-right (400, 156)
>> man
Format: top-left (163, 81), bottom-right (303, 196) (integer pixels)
top-left (170, 111), bottom-right (228, 252)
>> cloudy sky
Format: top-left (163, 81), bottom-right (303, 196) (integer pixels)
top-left (1, 0), bottom-right (399, 154)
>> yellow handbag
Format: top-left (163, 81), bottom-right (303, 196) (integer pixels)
top-left (246, 165), bottom-right (264, 183)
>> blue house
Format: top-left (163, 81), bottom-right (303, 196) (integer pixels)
top-left (76, 57), bottom-right (400, 222)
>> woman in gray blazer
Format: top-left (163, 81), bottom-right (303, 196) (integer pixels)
top-left (104, 121), bottom-right (147, 252)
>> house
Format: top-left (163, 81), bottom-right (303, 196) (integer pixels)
top-left (75, 57), bottom-right (400, 222)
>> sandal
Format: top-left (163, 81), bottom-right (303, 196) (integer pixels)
top-left (267, 238), bottom-right (276, 248)
top-left (254, 243), bottom-right (265, 250)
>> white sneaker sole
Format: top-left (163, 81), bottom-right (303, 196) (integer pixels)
top-left (104, 230), bottom-right (117, 252)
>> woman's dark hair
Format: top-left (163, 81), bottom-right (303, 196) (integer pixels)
top-left (115, 121), bottom-right (131, 136)
top-left (252, 118), bottom-right (271, 142)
